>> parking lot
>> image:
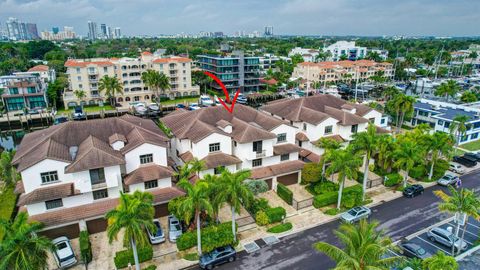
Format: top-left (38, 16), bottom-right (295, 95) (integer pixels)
top-left (402, 216), bottom-right (480, 257)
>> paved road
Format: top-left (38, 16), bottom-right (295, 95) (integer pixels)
top-left (205, 170), bottom-right (480, 270)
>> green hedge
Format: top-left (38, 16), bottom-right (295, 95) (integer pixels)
top-left (79, 230), bottom-right (92, 264)
top-left (313, 185), bottom-right (363, 208)
top-left (114, 246), bottom-right (153, 269)
top-left (265, 207), bottom-right (286, 223)
top-left (246, 198), bottom-right (270, 216)
top-left (409, 165), bottom-right (427, 180)
top-left (311, 181), bottom-right (339, 195)
top-left (313, 192), bottom-right (338, 208)
top-left (267, 222), bottom-right (293, 233)
top-left (276, 184), bottom-right (293, 205)
top-left (176, 222), bottom-right (237, 253)
top-left (384, 172), bottom-right (402, 187)
top-left (143, 266), bottom-right (157, 270)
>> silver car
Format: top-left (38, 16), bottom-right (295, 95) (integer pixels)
top-left (437, 174), bottom-right (459, 186)
top-left (340, 206), bottom-right (371, 223)
top-left (147, 219), bottom-right (165, 244)
top-left (168, 215), bottom-right (183, 242)
top-left (427, 227), bottom-right (467, 252)
top-left (52, 236), bottom-right (77, 268)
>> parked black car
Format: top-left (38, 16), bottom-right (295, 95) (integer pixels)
top-left (403, 184), bottom-right (424, 198)
top-left (199, 245), bottom-right (236, 269)
top-left (399, 242), bottom-right (432, 259)
top-left (453, 156), bottom-right (477, 167)
top-left (464, 152), bottom-right (480, 162)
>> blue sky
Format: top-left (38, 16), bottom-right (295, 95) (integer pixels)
top-left (1, 0), bottom-right (479, 36)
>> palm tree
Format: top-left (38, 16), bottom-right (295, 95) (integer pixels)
top-left (314, 220), bottom-right (399, 270)
top-left (106, 191), bottom-right (155, 270)
top-left (324, 148), bottom-right (363, 209)
top-left (422, 251), bottom-right (458, 270)
top-left (393, 139), bottom-right (423, 187)
top-left (449, 114), bottom-right (470, 155)
top-left (73, 90), bottom-right (86, 107)
top-left (316, 137), bottom-right (342, 177)
top-left (0, 212), bottom-right (54, 270)
top-left (426, 132), bottom-right (454, 180)
top-left (382, 86), bottom-right (400, 102)
top-left (202, 173), bottom-right (224, 223)
top-left (220, 169), bottom-right (254, 242)
top-left (433, 187), bottom-right (480, 256)
top-left (177, 179), bottom-right (213, 256)
top-left (376, 134), bottom-right (395, 172)
top-left (0, 150), bottom-right (17, 189)
top-left (393, 94), bottom-right (416, 134)
top-left (98, 75), bottom-right (123, 107)
top-left (175, 158), bottom-right (206, 182)
top-left (141, 69), bottom-right (171, 103)
top-left (351, 124), bottom-right (378, 201)
top-left (435, 80), bottom-right (460, 101)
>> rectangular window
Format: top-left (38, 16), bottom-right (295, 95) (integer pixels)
top-left (461, 135), bottom-right (469, 142)
top-left (369, 118), bottom-right (375, 123)
top-left (438, 120), bottom-right (444, 126)
top-left (9, 88), bottom-right (19, 95)
top-left (303, 123), bottom-right (307, 131)
top-left (280, 154), bottom-right (289, 161)
top-left (252, 158), bottom-right (262, 167)
top-left (209, 143), bottom-right (220, 152)
top-left (76, 68), bottom-right (80, 73)
top-left (277, 133), bottom-right (287, 143)
top-left (140, 154), bottom-right (153, 164)
top-left (444, 122), bottom-right (450, 128)
top-left (93, 189), bottom-right (108, 200)
top-left (144, 180), bottom-right (158, 190)
top-left (103, 67), bottom-right (108, 72)
top-left (472, 133), bottom-right (479, 139)
top-left (214, 166), bottom-right (225, 175)
top-left (351, 124), bottom-right (358, 133)
top-left (41, 171), bottom-right (59, 184)
top-left (45, 198), bottom-right (63, 210)
top-left (381, 118), bottom-right (386, 124)
top-left (253, 141), bottom-right (263, 153)
top-left (324, 125), bottom-right (333, 134)
top-left (90, 168), bottom-right (105, 185)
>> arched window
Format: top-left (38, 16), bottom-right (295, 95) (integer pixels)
top-left (183, 92), bottom-right (189, 97)
top-left (175, 92), bottom-right (181, 97)
top-left (145, 95), bottom-right (150, 100)
top-left (134, 96), bottom-right (140, 101)
top-left (190, 91), bottom-right (198, 96)
top-left (125, 97), bottom-right (131, 102)
top-left (117, 97), bottom-right (124, 102)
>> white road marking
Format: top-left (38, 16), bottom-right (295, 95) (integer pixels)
top-left (416, 236), bottom-right (452, 255)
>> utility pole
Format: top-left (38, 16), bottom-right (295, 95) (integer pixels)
top-left (354, 66), bottom-right (359, 102)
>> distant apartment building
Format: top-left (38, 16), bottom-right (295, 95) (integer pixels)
top-left (5, 17), bottom-right (38, 41)
top-left (12, 115), bottom-right (183, 238)
top-left (409, 99), bottom-right (480, 145)
top-left (288, 47), bottom-right (320, 62)
top-left (87, 21), bottom-right (98, 40)
top-left (41, 26), bottom-right (76, 41)
top-left (259, 54), bottom-right (291, 75)
top-left (63, 52), bottom-right (200, 108)
top-left (0, 74), bottom-right (48, 111)
top-left (114, 27), bottom-right (121, 39)
top-left (13, 64), bottom-right (56, 83)
top-left (261, 95), bottom-right (387, 160)
top-left (324, 41), bottom-right (367, 61)
top-left (369, 48), bottom-right (389, 60)
top-left (291, 60), bottom-right (394, 89)
top-left (161, 104), bottom-right (304, 190)
top-left (197, 51), bottom-right (261, 93)
top-left (264, 26), bottom-right (274, 37)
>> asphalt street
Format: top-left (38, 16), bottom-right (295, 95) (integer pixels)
top-left (203, 170), bottom-right (480, 270)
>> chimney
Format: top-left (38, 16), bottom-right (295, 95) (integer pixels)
top-left (109, 133), bottom-right (127, 150)
top-left (69, 146), bottom-right (79, 160)
top-left (341, 104), bottom-right (357, 114)
top-left (216, 120), bottom-right (232, 133)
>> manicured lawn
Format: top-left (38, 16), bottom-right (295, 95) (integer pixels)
top-left (162, 97), bottom-right (199, 106)
top-left (267, 222), bottom-right (293, 233)
top-left (56, 105), bottom-right (115, 114)
top-left (454, 148), bottom-right (467, 156)
top-left (459, 140), bottom-right (480, 151)
top-left (183, 253), bottom-right (199, 261)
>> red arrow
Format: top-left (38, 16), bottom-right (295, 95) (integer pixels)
top-left (203, 71), bottom-right (240, 113)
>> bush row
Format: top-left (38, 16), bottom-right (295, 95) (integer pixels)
top-left (313, 185), bottom-right (363, 209)
top-left (276, 183), bottom-right (293, 205)
top-left (79, 230), bottom-right (92, 264)
top-left (114, 246), bottom-right (153, 269)
top-left (267, 222), bottom-right (293, 233)
top-left (384, 172), bottom-right (402, 187)
top-left (176, 222), bottom-right (237, 253)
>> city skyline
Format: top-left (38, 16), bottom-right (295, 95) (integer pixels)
top-left (0, 0), bottom-right (479, 37)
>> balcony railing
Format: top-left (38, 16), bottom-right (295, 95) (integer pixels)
top-left (91, 181), bottom-right (107, 190)
top-left (255, 150), bottom-right (266, 158)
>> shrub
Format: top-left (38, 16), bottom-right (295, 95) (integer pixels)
top-left (168, 197), bottom-right (186, 220)
top-left (267, 222), bottom-right (293, 233)
top-left (183, 253), bottom-right (199, 261)
top-left (384, 172), bottom-right (402, 187)
top-left (244, 180), bottom-right (269, 196)
top-left (176, 222), bottom-right (237, 253)
top-left (79, 230), bottom-right (92, 264)
top-left (247, 198), bottom-right (270, 216)
top-left (343, 184), bottom-right (362, 194)
top-left (409, 165), bottom-right (427, 180)
top-left (432, 159), bottom-right (449, 180)
top-left (369, 164), bottom-right (375, 172)
top-left (256, 210), bottom-right (270, 226)
top-left (265, 207), bottom-right (286, 223)
top-left (313, 181), bottom-right (339, 195)
top-left (324, 208), bottom-right (340, 215)
top-left (276, 184), bottom-right (293, 205)
top-left (313, 192), bottom-right (338, 208)
top-left (341, 193), bottom-right (357, 208)
top-left (114, 246), bottom-right (153, 269)
top-left (143, 266), bottom-right (157, 270)
top-left (301, 163), bottom-right (322, 184)
top-left (354, 171), bottom-right (365, 184)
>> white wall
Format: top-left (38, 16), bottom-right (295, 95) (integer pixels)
top-left (271, 124), bottom-right (297, 144)
top-left (363, 110), bottom-right (383, 126)
top-left (192, 133), bottom-right (231, 159)
top-left (21, 159), bottom-right (72, 193)
top-left (124, 143), bottom-right (168, 173)
top-left (128, 177), bottom-right (172, 192)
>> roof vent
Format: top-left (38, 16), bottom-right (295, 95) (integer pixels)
top-left (216, 120), bottom-right (232, 133)
top-left (69, 146), bottom-right (79, 160)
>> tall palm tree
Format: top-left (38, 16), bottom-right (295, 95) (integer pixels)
top-left (426, 132), bottom-right (454, 180)
top-left (141, 69), bottom-right (171, 103)
top-left (382, 86), bottom-right (400, 102)
top-left (0, 212), bottom-right (54, 270)
top-left (449, 114), bottom-right (470, 155)
top-left (433, 187), bottom-right (480, 256)
top-left (314, 220), bottom-right (399, 270)
top-left (0, 150), bottom-right (17, 189)
top-left (202, 173), bottom-right (223, 223)
top-left (422, 251), bottom-right (458, 270)
top-left (351, 124), bottom-right (378, 201)
top-left (73, 90), bottom-right (86, 107)
top-left (220, 169), bottom-right (254, 242)
top-left (316, 137), bottom-right (342, 177)
top-left (435, 80), bottom-right (460, 102)
top-left (177, 179), bottom-right (213, 256)
top-left (393, 139), bottom-right (423, 187)
top-left (98, 75), bottom-right (123, 107)
top-left (376, 134), bottom-right (395, 172)
top-left (324, 148), bottom-right (363, 209)
top-left (393, 94), bottom-right (416, 134)
top-left (106, 191), bottom-right (155, 270)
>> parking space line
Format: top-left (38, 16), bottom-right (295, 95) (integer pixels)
top-left (446, 223), bottom-right (478, 239)
top-left (387, 248), bottom-right (402, 257)
top-left (417, 236), bottom-right (452, 255)
top-left (465, 222), bottom-right (480, 230)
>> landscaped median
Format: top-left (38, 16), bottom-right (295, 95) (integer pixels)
top-left (176, 221), bottom-right (237, 253)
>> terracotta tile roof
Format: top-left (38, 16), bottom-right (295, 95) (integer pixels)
top-left (121, 127), bottom-right (168, 153)
top-left (65, 135), bottom-right (125, 173)
top-left (296, 132), bottom-right (310, 142)
top-left (179, 151), bottom-right (194, 163)
top-left (376, 126), bottom-right (391, 134)
top-left (28, 65), bottom-right (49, 72)
top-left (273, 143), bottom-right (302, 155)
top-left (65, 59), bottom-right (114, 67)
top-left (141, 51), bottom-right (152, 55)
top-left (123, 164), bottom-right (174, 185)
top-left (108, 133), bottom-right (127, 144)
top-left (201, 152), bottom-right (242, 169)
top-left (230, 117), bottom-right (277, 143)
top-left (153, 57), bottom-right (192, 63)
top-left (149, 187), bottom-right (185, 204)
top-left (250, 160), bottom-right (305, 179)
top-left (14, 181), bottom-right (24, 194)
top-left (216, 119), bottom-right (231, 128)
top-left (324, 106), bottom-right (369, 126)
top-left (299, 148), bottom-right (321, 163)
top-left (260, 78), bottom-right (278, 85)
top-left (18, 183), bottom-right (79, 206)
top-left (16, 138), bottom-right (72, 172)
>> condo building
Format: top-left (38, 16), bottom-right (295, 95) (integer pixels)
top-left (12, 115), bottom-right (183, 238)
top-left (324, 41), bottom-right (367, 61)
top-left (63, 52), bottom-right (200, 108)
top-left (0, 73), bottom-right (48, 111)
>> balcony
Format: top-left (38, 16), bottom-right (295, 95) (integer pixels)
top-left (91, 181), bottom-right (107, 190)
top-left (87, 69), bottom-right (98, 75)
top-left (255, 150), bottom-right (266, 158)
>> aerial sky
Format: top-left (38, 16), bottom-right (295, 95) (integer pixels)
top-left (1, 0), bottom-right (479, 37)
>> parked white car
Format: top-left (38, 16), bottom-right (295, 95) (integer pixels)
top-left (199, 95), bottom-right (214, 106)
top-left (168, 215), bottom-right (183, 242)
top-left (147, 219), bottom-right (165, 244)
top-left (340, 206), bottom-right (371, 223)
top-left (449, 162), bottom-right (465, 174)
top-left (52, 236), bottom-right (77, 268)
